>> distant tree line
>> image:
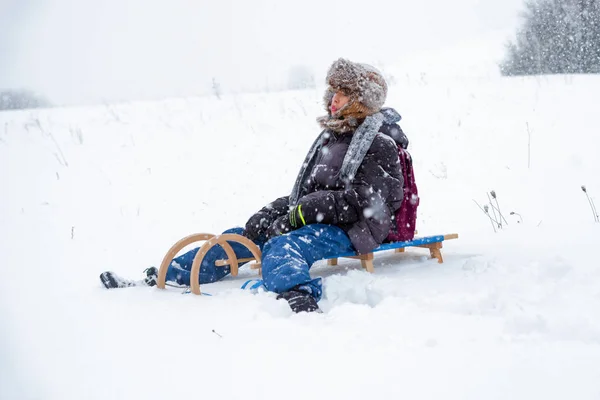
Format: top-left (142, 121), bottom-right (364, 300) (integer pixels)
top-left (0, 89), bottom-right (51, 111)
top-left (501, 0), bottom-right (600, 76)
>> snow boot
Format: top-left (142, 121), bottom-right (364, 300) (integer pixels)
top-left (143, 267), bottom-right (158, 287)
top-left (99, 271), bottom-right (137, 289)
top-left (99, 267), bottom-right (158, 289)
top-left (277, 289), bottom-right (321, 313)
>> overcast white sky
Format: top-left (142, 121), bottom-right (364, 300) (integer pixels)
top-left (0, 0), bottom-right (525, 105)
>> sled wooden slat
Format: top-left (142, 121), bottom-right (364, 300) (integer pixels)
top-left (215, 257), bottom-right (256, 267)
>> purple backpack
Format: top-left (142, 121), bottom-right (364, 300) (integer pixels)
top-left (386, 148), bottom-right (419, 242)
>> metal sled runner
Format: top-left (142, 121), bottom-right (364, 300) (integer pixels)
top-left (156, 233), bottom-right (459, 295)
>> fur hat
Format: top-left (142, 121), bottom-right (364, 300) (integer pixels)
top-left (322, 58), bottom-right (388, 118)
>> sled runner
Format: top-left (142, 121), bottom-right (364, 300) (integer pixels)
top-left (156, 232), bottom-right (459, 295)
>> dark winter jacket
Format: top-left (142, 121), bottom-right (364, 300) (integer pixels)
top-left (248, 108), bottom-right (408, 254)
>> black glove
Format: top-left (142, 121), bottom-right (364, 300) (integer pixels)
top-left (265, 214), bottom-right (297, 239)
top-left (294, 191), bottom-right (360, 225)
top-left (244, 211), bottom-right (273, 241)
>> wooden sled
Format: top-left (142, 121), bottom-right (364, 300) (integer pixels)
top-left (156, 233), bottom-right (459, 295)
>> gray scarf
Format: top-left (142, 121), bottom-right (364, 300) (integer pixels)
top-left (289, 112), bottom-right (385, 206)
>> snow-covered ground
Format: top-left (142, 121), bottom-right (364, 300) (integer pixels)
top-left (1, 73), bottom-right (599, 399)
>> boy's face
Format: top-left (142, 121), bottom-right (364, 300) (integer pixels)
top-left (330, 91), bottom-right (350, 114)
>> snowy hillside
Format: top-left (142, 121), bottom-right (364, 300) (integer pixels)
top-left (1, 74), bottom-right (600, 399)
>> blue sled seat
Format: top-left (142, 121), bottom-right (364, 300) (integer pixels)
top-left (323, 233), bottom-right (459, 272)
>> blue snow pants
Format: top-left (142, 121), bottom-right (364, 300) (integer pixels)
top-left (164, 224), bottom-right (354, 301)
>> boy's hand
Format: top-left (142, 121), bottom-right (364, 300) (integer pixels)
top-left (244, 211), bottom-right (271, 241)
top-left (265, 214), bottom-right (296, 239)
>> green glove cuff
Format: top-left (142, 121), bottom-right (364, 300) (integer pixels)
top-left (289, 205), bottom-right (307, 228)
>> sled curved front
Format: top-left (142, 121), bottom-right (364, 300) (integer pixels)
top-left (189, 234), bottom-right (262, 295)
top-left (157, 233), bottom-right (216, 289)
